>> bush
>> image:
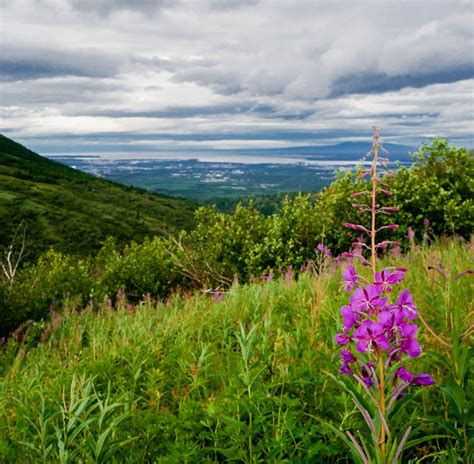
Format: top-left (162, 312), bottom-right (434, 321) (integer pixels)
top-left (1, 139), bottom-right (472, 336)
top-left (392, 138), bottom-right (473, 239)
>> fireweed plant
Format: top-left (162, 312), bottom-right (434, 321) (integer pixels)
top-left (334, 127), bottom-right (434, 464)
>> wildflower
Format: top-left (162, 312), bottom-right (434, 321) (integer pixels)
top-left (353, 320), bottom-right (390, 354)
top-left (360, 363), bottom-right (375, 387)
top-left (390, 290), bottom-right (418, 320)
top-left (342, 264), bottom-right (359, 291)
top-left (344, 223), bottom-right (370, 234)
top-left (317, 242), bottom-right (332, 257)
top-left (396, 366), bottom-right (413, 383)
top-left (341, 349), bottom-right (357, 363)
top-left (335, 127), bottom-right (433, 462)
top-left (390, 245), bottom-right (401, 256)
top-left (262, 272), bottom-right (273, 282)
top-left (412, 373), bottom-right (434, 386)
top-left (374, 268), bottom-right (405, 292)
top-left (398, 322), bottom-right (421, 358)
top-left (341, 304), bottom-right (360, 332)
top-left (340, 363), bottom-right (353, 375)
top-left (340, 350), bottom-right (357, 375)
top-left (396, 367), bottom-right (434, 386)
top-left (351, 285), bottom-right (388, 314)
top-left (378, 309), bottom-right (404, 337)
top-left (335, 333), bottom-right (352, 346)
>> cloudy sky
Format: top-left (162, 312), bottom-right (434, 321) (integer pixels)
top-left (1, 0), bottom-right (473, 157)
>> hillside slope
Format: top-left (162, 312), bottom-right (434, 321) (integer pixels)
top-left (0, 241), bottom-right (471, 461)
top-left (0, 135), bottom-right (196, 260)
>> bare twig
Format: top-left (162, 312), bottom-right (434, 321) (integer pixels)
top-left (1, 222), bottom-right (27, 289)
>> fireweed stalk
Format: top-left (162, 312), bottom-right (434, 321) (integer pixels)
top-left (334, 127), bottom-right (434, 464)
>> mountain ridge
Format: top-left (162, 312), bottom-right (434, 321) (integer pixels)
top-left (0, 134), bottom-right (196, 261)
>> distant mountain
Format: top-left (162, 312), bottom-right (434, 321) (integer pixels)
top-left (298, 141), bottom-right (415, 160)
top-left (217, 141), bottom-right (415, 160)
top-left (0, 135), bottom-right (196, 261)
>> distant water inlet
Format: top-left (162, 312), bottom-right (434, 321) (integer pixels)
top-left (48, 154), bottom-right (411, 201)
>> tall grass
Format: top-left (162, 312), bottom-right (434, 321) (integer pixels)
top-left (0, 240), bottom-right (472, 462)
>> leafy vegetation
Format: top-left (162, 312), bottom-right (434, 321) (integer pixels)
top-left (0, 133), bottom-right (472, 461)
top-left (0, 135), bottom-right (196, 261)
top-left (1, 139), bottom-right (472, 338)
top-left (0, 241), bottom-right (472, 462)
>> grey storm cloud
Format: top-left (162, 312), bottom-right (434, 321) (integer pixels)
top-left (207, 0), bottom-right (260, 10)
top-left (69, 0), bottom-right (173, 16)
top-left (0, 46), bottom-right (122, 81)
top-left (69, 0), bottom-right (260, 16)
top-left (0, 0), bottom-right (473, 148)
top-left (0, 78), bottom-right (124, 106)
top-left (76, 102), bottom-right (312, 120)
top-left (331, 66), bottom-right (474, 97)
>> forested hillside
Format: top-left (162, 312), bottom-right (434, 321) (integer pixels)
top-left (0, 135), bottom-right (196, 260)
top-left (0, 138), bottom-right (472, 337)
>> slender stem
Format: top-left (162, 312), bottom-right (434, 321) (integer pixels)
top-left (417, 312), bottom-right (451, 347)
top-left (371, 133), bottom-right (386, 462)
top-left (378, 353), bottom-right (386, 459)
top-left (371, 143), bottom-right (378, 279)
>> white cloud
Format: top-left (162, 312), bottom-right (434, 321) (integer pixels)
top-left (0, 0), bottom-right (473, 149)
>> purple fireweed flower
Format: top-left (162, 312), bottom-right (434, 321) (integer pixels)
top-left (423, 218), bottom-right (430, 228)
top-left (335, 333), bottom-right (352, 346)
top-left (399, 322), bottom-right (421, 357)
top-left (378, 309), bottom-right (405, 337)
top-left (377, 224), bottom-right (399, 232)
top-left (262, 272), bottom-right (274, 282)
top-left (400, 338), bottom-right (421, 358)
top-left (340, 363), bottom-right (353, 375)
top-left (453, 269), bottom-right (473, 280)
top-left (406, 226), bottom-right (415, 240)
top-left (342, 252), bottom-right (355, 259)
top-left (214, 290), bottom-right (223, 302)
top-left (412, 373), bottom-right (434, 386)
top-left (389, 290), bottom-right (418, 320)
top-left (396, 366), bottom-right (413, 383)
top-left (285, 265), bottom-right (293, 283)
top-left (317, 243), bottom-right (332, 257)
top-left (353, 320), bottom-right (391, 354)
top-left (390, 245), bottom-right (401, 256)
top-left (342, 265), bottom-right (359, 291)
top-left (361, 363), bottom-right (375, 387)
top-left (339, 350), bottom-right (357, 375)
top-left (351, 285), bottom-right (388, 314)
top-left (396, 367), bottom-right (434, 386)
top-left (344, 223), bottom-right (370, 234)
top-left (374, 269), bottom-right (405, 293)
top-left (341, 349), bottom-right (357, 364)
top-left (341, 304), bottom-right (360, 332)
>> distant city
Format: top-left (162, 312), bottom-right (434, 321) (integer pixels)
top-left (49, 145), bottom-right (413, 201)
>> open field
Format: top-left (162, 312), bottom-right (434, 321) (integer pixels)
top-left (1, 240), bottom-right (472, 462)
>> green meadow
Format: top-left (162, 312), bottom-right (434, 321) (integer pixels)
top-left (0, 240), bottom-right (472, 463)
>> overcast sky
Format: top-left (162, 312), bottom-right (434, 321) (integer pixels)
top-left (1, 0), bottom-right (473, 156)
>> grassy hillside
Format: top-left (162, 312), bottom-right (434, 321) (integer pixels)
top-left (0, 240), bottom-right (472, 462)
top-left (0, 135), bottom-right (196, 260)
